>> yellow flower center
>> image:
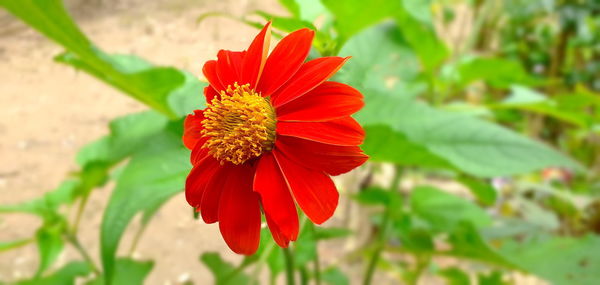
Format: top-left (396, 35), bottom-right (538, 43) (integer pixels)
top-left (202, 83), bottom-right (276, 165)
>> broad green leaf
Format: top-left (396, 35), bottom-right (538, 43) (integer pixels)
top-left (446, 223), bottom-right (516, 268)
top-left (337, 24), bottom-right (424, 96)
top-left (439, 267), bottom-right (470, 285)
top-left (410, 186), bottom-right (491, 231)
top-left (87, 258), bottom-right (153, 285)
top-left (1, 0), bottom-right (189, 118)
top-left (100, 126), bottom-right (190, 283)
top-left (356, 89), bottom-right (582, 177)
top-left (322, 267), bottom-right (349, 285)
top-left (361, 125), bottom-right (452, 169)
top-left (36, 222), bottom-right (66, 276)
top-left (322, 0), bottom-right (399, 43)
top-left (15, 261), bottom-right (91, 285)
top-left (456, 57), bottom-right (540, 88)
top-left (0, 239), bottom-right (33, 252)
top-left (500, 235), bottom-right (600, 285)
top-left (201, 252), bottom-right (252, 285)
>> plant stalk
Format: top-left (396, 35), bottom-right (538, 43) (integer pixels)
top-left (283, 247), bottom-right (296, 285)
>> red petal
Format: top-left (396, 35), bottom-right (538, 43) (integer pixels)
top-left (183, 110), bottom-right (205, 150)
top-left (277, 117), bottom-right (365, 146)
top-left (218, 165), bottom-right (261, 255)
top-left (190, 138), bottom-right (209, 165)
top-left (185, 156), bottom-right (220, 208)
top-left (202, 60), bottom-right (225, 92)
top-left (242, 22), bottom-right (271, 88)
top-left (271, 57), bottom-right (349, 107)
top-left (274, 149), bottom-right (339, 224)
top-left (200, 164), bottom-right (231, 224)
top-left (265, 212), bottom-right (290, 248)
top-left (204, 86), bottom-right (219, 104)
top-left (257, 28), bottom-right (314, 96)
top-left (216, 50), bottom-right (245, 88)
top-left (275, 136), bottom-right (368, 176)
top-left (276, 81), bottom-right (364, 122)
top-left (254, 153), bottom-right (299, 242)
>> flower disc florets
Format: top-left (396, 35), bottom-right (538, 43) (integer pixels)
top-left (202, 83), bottom-right (276, 164)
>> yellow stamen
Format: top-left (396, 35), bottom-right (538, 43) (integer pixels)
top-left (202, 83), bottom-right (276, 165)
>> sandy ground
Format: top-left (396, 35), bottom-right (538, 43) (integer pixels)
top-left (0, 0), bottom-right (297, 284)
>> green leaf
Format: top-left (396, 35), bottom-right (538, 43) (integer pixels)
top-left (0, 239), bottom-right (33, 252)
top-left (314, 227), bottom-right (352, 240)
top-left (0, 180), bottom-right (78, 217)
top-left (356, 90), bottom-right (582, 177)
top-left (395, 1), bottom-right (449, 70)
top-left (0, 0), bottom-right (190, 118)
top-left (15, 261), bottom-right (91, 285)
top-left (456, 57), bottom-right (540, 88)
top-left (478, 271), bottom-right (507, 285)
top-left (277, 0), bottom-right (300, 17)
top-left (500, 235), bottom-right (600, 285)
top-left (201, 252), bottom-right (252, 285)
top-left (491, 85), bottom-right (593, 127)
top-left (353, 186), bottom-right (394, 206)
top-left (36, 222), bottom-right (66, 276)
top-left (322, 0), bottom-right (399, 43)
top-left (322, 267), bottom-right (349, 285)
top-left (87, 258), bottom-right (153, 285)
top-left (446, 223), bottom-right (515, 268)
top-left (458, 176), bottom-right (498, 206)
top-left (76, 111), bottom-right (169, 166)
top-left (337, 24), bottom-right (424, 95)
top-left (55, 51), bottom-right (185, 119)
top-left (439, 267), bottom-right (470, 285)
top-left (410, 186), bottom-right (491, 231)
top-left (100, 126), bottom-right (190, 283)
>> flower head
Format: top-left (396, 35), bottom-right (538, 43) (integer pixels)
top-left (184, 22), bottom-right (368, 254)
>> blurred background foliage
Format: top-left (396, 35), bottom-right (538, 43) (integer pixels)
top-left (0, 0), bottom-right (599, 284)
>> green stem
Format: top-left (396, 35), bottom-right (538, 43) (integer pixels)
top-left (310, 224), bottom-right (322, 285)
top-left (362, 167), bottom-right (403, 285)
top-left (71, 193), bottom-right (90, 234)
top-left (65, 232), bottom-right (101, 275)
top-left (128, 222), bottom-right (149, 255)
top-left (283, 247), bottom-right (296, 285)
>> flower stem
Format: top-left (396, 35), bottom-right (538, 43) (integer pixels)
top-left (362, 166), bottom-right (402, 285)
top-left (65, 232), bottom-right (101, 275)
top-left (283, 247), bottom-right (296, 285)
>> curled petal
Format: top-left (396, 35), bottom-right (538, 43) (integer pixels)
top-left (216, 50), bottom-right (245, 88)
top-left (183, 110), bottom-right (205, 150)
top-left (242, 22), bottom-right (271, 88)
top-left (257, 28), bottom-right (314, 96)
top-left (202, 60), bottom-right (225, 92)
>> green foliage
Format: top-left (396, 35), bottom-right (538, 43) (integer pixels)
top-left (201, 252), bottom-right (253, 285)
top-left (87, 258), bottom-right (154, 285)
top-left (15, 261), bottom-right (91, 285)
top-left (2, 0), bottom-right (599, 284)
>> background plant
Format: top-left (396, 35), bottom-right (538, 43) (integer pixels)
top-left (0, 0), bottom-right (598, 284)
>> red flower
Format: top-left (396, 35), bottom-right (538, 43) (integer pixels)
top-left (183, 22), bottom-right (368, 255)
